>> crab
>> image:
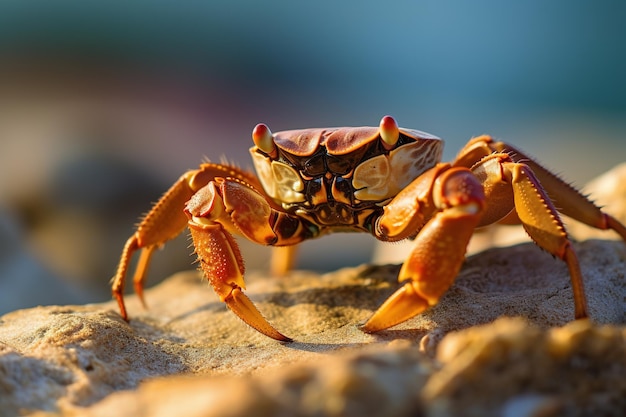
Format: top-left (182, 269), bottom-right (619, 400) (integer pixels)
top-left (111, 115), bottom-right (626, 342)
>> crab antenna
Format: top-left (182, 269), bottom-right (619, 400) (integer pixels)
top-left (252, 123), bottom-right (276, 154)
top-left (379, 115), bottom-right (400, 150)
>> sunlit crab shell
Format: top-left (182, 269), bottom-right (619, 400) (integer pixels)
top-left (250, 121), bottom-right (443, 207)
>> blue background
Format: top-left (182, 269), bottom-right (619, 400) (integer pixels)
top-left (0, 1), bottom-right (624, 312)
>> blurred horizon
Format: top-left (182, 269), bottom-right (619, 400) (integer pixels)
top-left (1, 1), bottom-right (625, 312)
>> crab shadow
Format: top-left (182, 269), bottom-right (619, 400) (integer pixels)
top-left (168, 240), bottom-right (620, 340)
top-left (171, 263), bottom-right (403, 323)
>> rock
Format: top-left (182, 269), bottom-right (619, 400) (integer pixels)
top-left (2, 237), bottom-right (624, 416)
top-left (424, 318), bottom-right (626, 417)
top-left (1, 165), bottom-right (625, 417)
top-left (73, 341), bottom-right (431, 417)
top-left (68, 318), bottom-right (625, 417)
top-left (0, 308), bottom-right (185, 414)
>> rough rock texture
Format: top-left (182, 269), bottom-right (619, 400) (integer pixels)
top-left (1, 164), bottom-right (625, 417)
top-left (425, 318), bottom-right (626, 417)
top-left (73, 318), bottom-right (625, 417)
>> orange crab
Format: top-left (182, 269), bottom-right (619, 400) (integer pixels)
top-left (111, 115), bottom-right (626, 342)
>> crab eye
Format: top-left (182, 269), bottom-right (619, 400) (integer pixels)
top-left (379, 115), bottom-right (400, 150)
top-left (252, 123), bottom-right (276, 154)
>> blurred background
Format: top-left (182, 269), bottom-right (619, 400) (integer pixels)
top-left (1, 1), bottom-right (625, 314)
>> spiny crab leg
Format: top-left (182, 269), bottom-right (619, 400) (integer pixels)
top-left (185, 180), bottom-right (295, 342)
top-left (363, 148), bottom-right (599, 333)
top-left (362, 166), bottom-right (486, 332)
top-left (499, 157), bottom-right (589, 318)
top-left (187, 218), bottom-right (291, 342)
top-left (456, 135), bottom-right (626, 241)
top-left (111, 171), bottom-right (197, 320)
top-left (111, 163), bottom-right (271, 322)
top-left (468, 151), bottom-right (596, 319)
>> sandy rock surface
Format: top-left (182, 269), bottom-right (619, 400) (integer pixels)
top-left (1, 164), bottom-right (625, 417)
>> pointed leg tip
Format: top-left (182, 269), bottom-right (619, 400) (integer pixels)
top-left (257, 324), bottom-right (294, 343)
top-left (260, 323), bottom-right (294, 343)
top-left (358, 316), bottom-right (380, 333)
top-left (113, 294), bottom-right (130, 322)
top-left (115, 309), bottom-right (130, 323)
top-left (226, 288), bottom-right (293, 343)
top-left (253, 325), bottom-right (293, 343)
top-left (358, 324), bottom-right (376, 334)
top-left (136, 292), bottom-right (148, 310)
top-left (359, 283), bottom-right (430, 334)
top-left (358, 318), bottom-right (389, 334)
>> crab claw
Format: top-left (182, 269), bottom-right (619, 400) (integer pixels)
top-left (379, 115), bottom-right (400, 150)
top-left (360, 282), bottom-right (429, 333)
top-left (225, 287), bottom-right (292, 342)
top-left (186, 183), bottom-right (291, 342)
top-left (190, 219), bottom-right (292, 342)
top-left (364, 167), bottom-right (486, 333)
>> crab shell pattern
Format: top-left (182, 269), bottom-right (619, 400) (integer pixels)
top-left (250, 122), bottom-right (442, 232)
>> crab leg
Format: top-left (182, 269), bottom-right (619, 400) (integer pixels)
top-left (270, 245), bottom-right (300, 277)
top-left (471, 153), bottom-right (590, 318)
top-left (186, 215), bottom-right (292, 342)
top-left (111, 163), bottom-right (265, 320)
top-left (499, 157), bottom-right (589, 318)
top-left (362, 165), bottom-right (486, 332)
top-left (185, 177), bottom-right (319, 342)
top-left (455, 135), bottom-right (626, 241)
top-left (112, 170), bottom-right (197, 319)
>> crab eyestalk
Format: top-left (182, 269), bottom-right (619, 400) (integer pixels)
top-left (379, 115), bottom-right (400, 150)
top-left (252, 123), bottom-right (277, 156)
